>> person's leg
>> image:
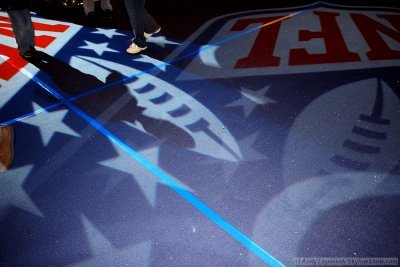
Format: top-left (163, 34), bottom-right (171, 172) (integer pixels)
top-left (100, 0), bottom-right (113, 11)
top-left (7, 9), bottom-right (35, 55)
top-left (143, 8), bottom-right (160, 35)
top-left (0, 125), bottom-right (15, 172)
top-left (83, 0), bottom-right (95, 16)
top-left (23, 10), bottom-right (35, 49)
top-left (123, 0), bottom-right (146, 48)
top-left (100, 0), bottom-right (113, 18)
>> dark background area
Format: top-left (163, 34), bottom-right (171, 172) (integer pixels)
top-left (31, 0), bottom-right (399, 40)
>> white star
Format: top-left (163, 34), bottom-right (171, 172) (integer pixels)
top-left (100, 142), bottom-right (193, 207)
top-left (0, 165), bottom-right (43, 220)
top-left (199, 131), bottom-right (267, 182)
top-left (226, 86), bottom-right (275, 117)
top-left (133, 55), bottom-right (169, 72)
top-left (79, 41), bottom-right (118, 56)
top-left (147, 36), bottom-right (180, 48)
top-left (70, 215), bottom-right (151, 267)
top-left (23, 102), bottom-right (80, 146)
top-left (92, 28), bottom-right (124, 39)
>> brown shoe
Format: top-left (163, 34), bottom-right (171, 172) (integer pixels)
top-left (0, 125), bottom-right (15, 172)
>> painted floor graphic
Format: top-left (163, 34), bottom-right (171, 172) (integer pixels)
top-left (1, 2), bottom-right (399, 266)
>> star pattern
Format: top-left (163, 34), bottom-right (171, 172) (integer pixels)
top-left (100, 141), bottom-right (193, 207)
top-left (0, 165), bottom-right (43, 220)
top-left (200, 131), bottom-right (267, 182)
top-left (226, 86), bottom-right (275, 117)
top-left (22, 102), bottom-right (80, 146)
top-left (92, 28), bottom-right (125, 39)
top-left (79, 41), bottom-right (118, 56)
top-left (2, 8), bottom-right (397, 267)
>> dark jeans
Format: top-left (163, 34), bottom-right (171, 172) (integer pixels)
top-left (7, 9), bottom-right (35, 54)
top-left (123, 0), bottom-right (159, 47)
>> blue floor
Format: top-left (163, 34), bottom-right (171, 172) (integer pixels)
top-left (1, 2), bottom-right (400, 266)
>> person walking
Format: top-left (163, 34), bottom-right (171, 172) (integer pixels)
top-left (123, 0), bottom-right (161, 54)
top-left (0, 1), bottom-right (35, 171)
top-left (0, 0), bottom-right (37, 59)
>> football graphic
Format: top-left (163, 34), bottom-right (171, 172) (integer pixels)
top-left (75, 56), bottom-right (243, 161)
top-left (249, 78), bottom-right (400, 265)
top-left (283, 78), bottom-right (400, 184)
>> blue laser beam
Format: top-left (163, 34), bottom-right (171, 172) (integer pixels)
top-left (1, 10), bottom-right (304, 265)
top-left (1, 11), bottom-right (301, 127)
top-left (24, 69), bottom-right (285, 267)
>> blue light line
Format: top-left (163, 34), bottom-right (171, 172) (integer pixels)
top-left (1, 11), bottom-right (304, 265)
top-left (28, 72), bottom-right (285, 267)
top-left (1, 11), bottom-right (301, 127)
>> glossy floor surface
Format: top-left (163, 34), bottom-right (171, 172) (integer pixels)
top-left (1, 1), bottom-right (399, 266)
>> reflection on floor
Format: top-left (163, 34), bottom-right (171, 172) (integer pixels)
top-left (1, 2), bottom-right (399, 266)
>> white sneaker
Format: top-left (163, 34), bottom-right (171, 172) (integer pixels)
top-left (126, 43), bottom-right (147, 54)
top-left (144, 27), bottom-right (161, 39)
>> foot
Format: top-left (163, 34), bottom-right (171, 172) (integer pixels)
top-left (0, 125), bottom-right (15, 172)
top-left (144, 27), bottom-right (161, 39)
top-left (126, 42), bottom-right (147, 54)
top-left (86, 11), bottom-right (95, 19)
top-left (103, 9), bottom-right (113, 19)
top-left (20, 50), bottom-right (34, 59)
top-left (20, 47), bottom-right (39, 60)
